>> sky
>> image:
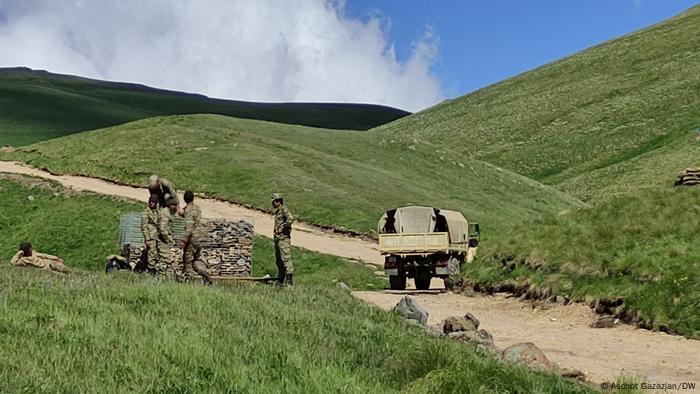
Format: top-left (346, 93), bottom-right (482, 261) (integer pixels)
top-left (0, 0), bottom-right (698, 112)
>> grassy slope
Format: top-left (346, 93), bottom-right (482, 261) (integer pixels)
top-left (0, 175), bottom-right (589, 393)
top-left (464, 185), bottom-right (700, 338)
top-left (0, 270), bottom-right (590, 394)
top-left (2, 114), bottom-right (582, 236)
top-left (0, 67), bottom-right (409, 146)
top-left (375, 5), bottom-right (700, 201)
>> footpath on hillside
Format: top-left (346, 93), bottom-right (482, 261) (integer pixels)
top-left (2, 160), bottom-right (699, 388)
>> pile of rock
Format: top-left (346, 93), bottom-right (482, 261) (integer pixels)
top-left (674, 168), bottom-right (700, 186)
top-left (392, 297), bottom-right (586, 382)
top-left (125, 219), bottom-right (254, 277)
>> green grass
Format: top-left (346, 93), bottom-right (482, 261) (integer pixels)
top-left (2, 114), bottom-right (582, 236)
top-left (0, 176), bottom-right (591, 393)
top-left (463, 184), bottom-right (700, 339)
top-left (0, 269), bottom-right (591, 393)
top-left (0, 67), bottom-right (408, 146)
top-left (374, 5), bottom-right (700, 201)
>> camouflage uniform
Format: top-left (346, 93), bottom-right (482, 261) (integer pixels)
top-left (274, 205), bottom-right (295, 277)
top-left (157, 207), bottom-right (174, 272)
top-left (140, 205), bottom-right (160, 271)
top-left (182, 202), bottom-right (212, 284)
top-left (10, 251), bottom-right (69, 274)
top-left (149, 177), bottom-right (177, 208)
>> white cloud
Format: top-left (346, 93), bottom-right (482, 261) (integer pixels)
top-left (0, 0), bottom-right (443, 111)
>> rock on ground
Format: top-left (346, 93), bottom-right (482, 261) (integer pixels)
top-left (393, 296), bottom-right (428, 325)
top-left (501, 342), bottom-right (552, 371)
top-left (443, 313), bottom-right (480, 334)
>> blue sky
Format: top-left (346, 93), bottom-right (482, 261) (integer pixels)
top-left (346, 0), bottom-right (700, 98)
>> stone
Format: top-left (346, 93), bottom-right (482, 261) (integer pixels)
top-left (501, 342), bottom-right (552, 371)
top-left (393, 296), bottom-right (428, 325)
top-left (448, 329), bottom-right (495, 348)
top-left (555, 296), bottom-right (566, 304)
top-left (126, 219), bottom-right (254, 277)
top-left (443, 314), bottom-right (479, 334)
top-left (337, 282), bottom-right (352, 293)
top-left (590, 315), bottom-right (618, 328)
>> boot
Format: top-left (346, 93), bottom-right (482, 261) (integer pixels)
top-left (276, 269), bottom-right (286, 286)
top-left (202, 272), bottom-right (214, 286)
top-left (284, 274), bottom-right (293, 287)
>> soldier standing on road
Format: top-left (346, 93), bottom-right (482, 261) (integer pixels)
top-left (180, 191), bottom-right (213, 285)
top-left (157, 196), bottom-right (178, 273)
top-left (140, 194), bottom-right (161, 274)
top-left (10, 242), bottom-right (70, 274)
top-left (148, 175), bottom-right (180, 213)
top-left (271, 193), bottom-right (294, 286)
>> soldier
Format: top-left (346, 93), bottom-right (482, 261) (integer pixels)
top-left (141, 194), bottom-right (161, 274)
top-left (180, 191), bottom-right (213, 285)
top-left (156, 196), bottom-right (178, 273)
top-left (148, 174), bottom-right (179, 211)
top-left (271, 193), bottom-right (294, 286)
top-left (10, 242), bottom-right (70, 274)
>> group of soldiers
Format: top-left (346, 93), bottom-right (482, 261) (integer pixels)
top-left (142, 175), bottom-right (296, 286)
top-left (9, 174), bottom-right (295, 286)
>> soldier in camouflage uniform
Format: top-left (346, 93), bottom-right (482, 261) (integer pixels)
top-left (10, 242), bottom-right (69, 274)
top-left (156, 197), bottom-right (178, 273)
top-left (141, 194), bottom-right (161, 273)
top-left (271, 193), bottom-right (295, 286)
top-left (180, 191), bottom-right (213, 285)
top-left (148, 175), bottom-right (180, 213)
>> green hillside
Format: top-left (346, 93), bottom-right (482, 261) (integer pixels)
top-left (375, 5), bottom-right (700, 201)
top-left (0, 67), bottom-right (409, 146)
top-left (0, 175), bottom-right (589, 393)
top-left (464, 184), bottom-right (700, 339)
top-left (1, 114), bottom-right (582, 236)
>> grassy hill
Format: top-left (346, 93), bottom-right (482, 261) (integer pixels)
top-left (0, 67), bottom-right (409, 146)
top-left (1, 114), bottom-right (582, 236)
top-left (0, 175), bottom-right (589, 393)
top-left (375, 4), bottom-right (700, 201)
top-left (464, 184), bottom-right (700, 339)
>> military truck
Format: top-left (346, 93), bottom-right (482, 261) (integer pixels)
top-left (378, 206), bottom-right (480, 290)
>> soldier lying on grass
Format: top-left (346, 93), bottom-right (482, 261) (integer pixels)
top-left (10, 242), bottom-right (70, 274)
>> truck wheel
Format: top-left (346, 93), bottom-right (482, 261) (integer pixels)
top-left (389, 275), bottom-right (407, 290)
top-left (444, 257), bottom-right (461, 290)
top-left (414, 277), bottom-right (431, 290)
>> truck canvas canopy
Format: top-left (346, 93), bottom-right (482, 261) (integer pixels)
top-left (378, 206), bottom-right (470, 247)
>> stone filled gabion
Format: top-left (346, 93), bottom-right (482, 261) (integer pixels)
top-left (126, 219), bottom-right (254, 276)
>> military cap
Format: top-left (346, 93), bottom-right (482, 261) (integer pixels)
top-left (166, 196), bottom-right (179, 206)
top-left (271, 193), bottom-right (283, 201)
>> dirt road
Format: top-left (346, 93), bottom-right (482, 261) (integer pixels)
top-left (354, 290), bottom-right (700, 386)
top-left (0, 161), bottom-right (382, 265)
top-left (3, 160), bottom-right (699, 388)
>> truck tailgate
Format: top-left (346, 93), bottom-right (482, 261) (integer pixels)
top-left (378, 232), bottom-right (449, 254)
